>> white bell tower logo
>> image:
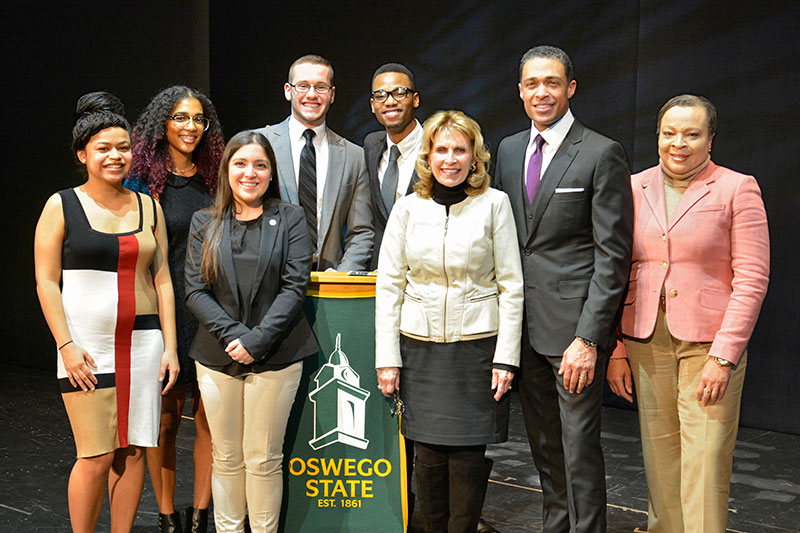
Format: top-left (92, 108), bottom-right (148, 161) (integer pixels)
top-left (307, 334), bottom-right (371, 450)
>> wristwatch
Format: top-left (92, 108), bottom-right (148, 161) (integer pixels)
top-left (578, 337), bottom-right (597, 348)
top-left (713, 357), bottom-right (734, 368)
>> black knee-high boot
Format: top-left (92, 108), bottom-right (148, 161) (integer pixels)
top-left (448, 459), bottom-right (492, 533)
top-left (415, 462), bottom-right (450, 532)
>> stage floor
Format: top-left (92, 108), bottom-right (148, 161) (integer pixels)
top-left (1, 363), bottom-right (797, 532)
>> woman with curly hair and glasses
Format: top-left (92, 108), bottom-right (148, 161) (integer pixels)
top-left (125, 85), bottom-right (225, 533)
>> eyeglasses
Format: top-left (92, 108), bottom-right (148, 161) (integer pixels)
top-left (289, 82), bottom-right (333, 94)
top-left (370, 87), bottom-right (416, 103)
top-left (168, 115), bottom-right (210, 131)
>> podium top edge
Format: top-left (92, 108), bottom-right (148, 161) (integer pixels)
top-left (310, 272), bottom-right (377, 284)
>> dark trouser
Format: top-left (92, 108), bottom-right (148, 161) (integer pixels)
top-left (519, 327), bottom-right (607, 533)
top-left (405, 436), bottom-right (416, 512)
top-left (414, 443), bottom-right (490, 533)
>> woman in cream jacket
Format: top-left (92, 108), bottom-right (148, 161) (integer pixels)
top-left (375, 110), bottom-right (523, 533)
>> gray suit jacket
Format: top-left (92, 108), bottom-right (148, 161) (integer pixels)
top-left (494, 119), bottom-right (633, 355)
top-left (363, 130), bottom-right (419, 270)
top-left (254, 118), bottom-right (373, 272)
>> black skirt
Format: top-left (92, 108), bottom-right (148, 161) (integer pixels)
top-left (399, 335), bottom-right (510, 446)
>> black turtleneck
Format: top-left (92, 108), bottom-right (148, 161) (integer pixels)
top-left (432, 179), bottom-right (469, 214)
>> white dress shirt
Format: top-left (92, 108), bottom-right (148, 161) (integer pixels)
top-left (377, 120), bottom-right (423, 200)
top-left (524, 109), bottom-right (575, 179)
top-left (288, 115), bottom-right (329, 223)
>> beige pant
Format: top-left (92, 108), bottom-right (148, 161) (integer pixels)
top-left (624, 308), bottom-right (746, 533)
top-left (196, 361), bottom-right (302, 533)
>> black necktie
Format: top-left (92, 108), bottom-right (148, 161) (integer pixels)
top-left (298, 129), bottom-right (317, 247)
top-left (381, 145), bottom-right (401, 211)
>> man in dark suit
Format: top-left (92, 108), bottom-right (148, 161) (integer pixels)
top-left (363, 63), bottom-right (422, 270)
top-left (494, 46), bottom-right (633, 532)
top-left (362, 62), bottom-right (425, 527)
top-left (255, 54), bottom-right (373, 272)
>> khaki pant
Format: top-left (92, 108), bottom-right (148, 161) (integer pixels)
top-left (196, 361), bottom-right (302, 533)
top-left (624, 308), bottom-right (746, 533)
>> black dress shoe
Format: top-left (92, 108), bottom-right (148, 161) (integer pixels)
top-left (185, 506), bottom-right (209, 533)
top-left (158, 511), bottom-right (183, 533)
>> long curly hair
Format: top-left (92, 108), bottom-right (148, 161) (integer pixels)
top-left (131, 85), bottom-right (224, 197)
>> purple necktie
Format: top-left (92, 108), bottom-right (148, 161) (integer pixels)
top-left (526, 134), bottom-right (545, 204)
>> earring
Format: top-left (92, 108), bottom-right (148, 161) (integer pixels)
top-left (470, 163), bottom-right (477, 172)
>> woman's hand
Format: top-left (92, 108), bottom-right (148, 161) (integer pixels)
top-left (377, 367), bottom-right (400, 398)
top-left (159, 348), bottom-right (180, 395)
top-left (491, 369), bottom-right (514, 401)
top-left (696, 358), bottom-right (732, 407)
top-left (226, 339), bottom-right (255, 365)
top-left (61, 342), bottom-right (98, 392)
top-left (607, 358), bottom-right (634, 403)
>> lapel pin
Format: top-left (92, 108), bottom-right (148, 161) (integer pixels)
top-left (269, 218), bottom-right (277, 226)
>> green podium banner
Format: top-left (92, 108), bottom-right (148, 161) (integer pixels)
top-left (279, 273), bottom-right (408, 532)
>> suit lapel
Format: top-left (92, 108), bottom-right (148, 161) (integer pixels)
top-left (504, 132), bottom-right (531, 244)
top-left (366, 135), bottom-right (390, 223)
top-left (640, 168), bottom-right (668, 234)
top-left (219, 210), bottom-right (240, 311)
top-left (250, 204), bottom-right (280, 306)
top-left (319, 130), bottom-right (345, 250)
top-left (272, 119), bottom-right (299, 205)
top-left (526, 122), bottom-right (583, 245)
top-left (667, 166), bottom-right (715, 231)
top-left (406, 169), bottom-right (419, 195)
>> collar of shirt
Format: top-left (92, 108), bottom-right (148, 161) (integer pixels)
top-left (288, 115), bottom-right (327, 148)
top-left (526, 108), bottom-right (574, 176)
top-left (379, 120), bottom-right (423, 197)
top-left (384, 119), bottom-right (423, 160)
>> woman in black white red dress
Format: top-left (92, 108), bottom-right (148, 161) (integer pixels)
top-left (125, 85), bottom-right (224, 533)
top-left (34, 92), bottom-right (179, 532)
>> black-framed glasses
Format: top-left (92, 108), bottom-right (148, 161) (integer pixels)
top-left (371, 87), bottom-right (415, 103)
top-left (288, 82), bottom-right (333, 94)
top-left (168, 115), bottom-right (210, 131)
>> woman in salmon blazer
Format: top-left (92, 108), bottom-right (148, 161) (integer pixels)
top-left (607, 94), bottom-right (769, 533)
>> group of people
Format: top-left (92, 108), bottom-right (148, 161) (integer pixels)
top-left (33, 43), bottom-right (769, 533)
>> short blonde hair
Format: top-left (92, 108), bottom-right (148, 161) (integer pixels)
top-left (414, 110), bottom-right (491, 199)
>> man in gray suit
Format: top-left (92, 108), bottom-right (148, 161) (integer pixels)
top-left (363, 62), bottom-right (422, 270)
top-left (494, 46), bottom-right (633, 532)
top-left (255, 54), bottom-right (373, 272)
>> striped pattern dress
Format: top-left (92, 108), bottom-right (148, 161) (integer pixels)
top-left (57, 188), bottom-right (164, 457)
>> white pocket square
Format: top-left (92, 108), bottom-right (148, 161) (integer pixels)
top-left (554, 187), bottom-right (584, 193)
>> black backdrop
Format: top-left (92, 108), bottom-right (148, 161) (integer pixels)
top-left (2, 0), bottom-right (798, 433)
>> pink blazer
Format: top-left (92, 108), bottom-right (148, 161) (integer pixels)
top-left (618, 162), bottom-right (769, 364)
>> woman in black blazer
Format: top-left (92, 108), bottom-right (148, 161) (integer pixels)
top-left (185, 130), bottom-right (318, 533)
